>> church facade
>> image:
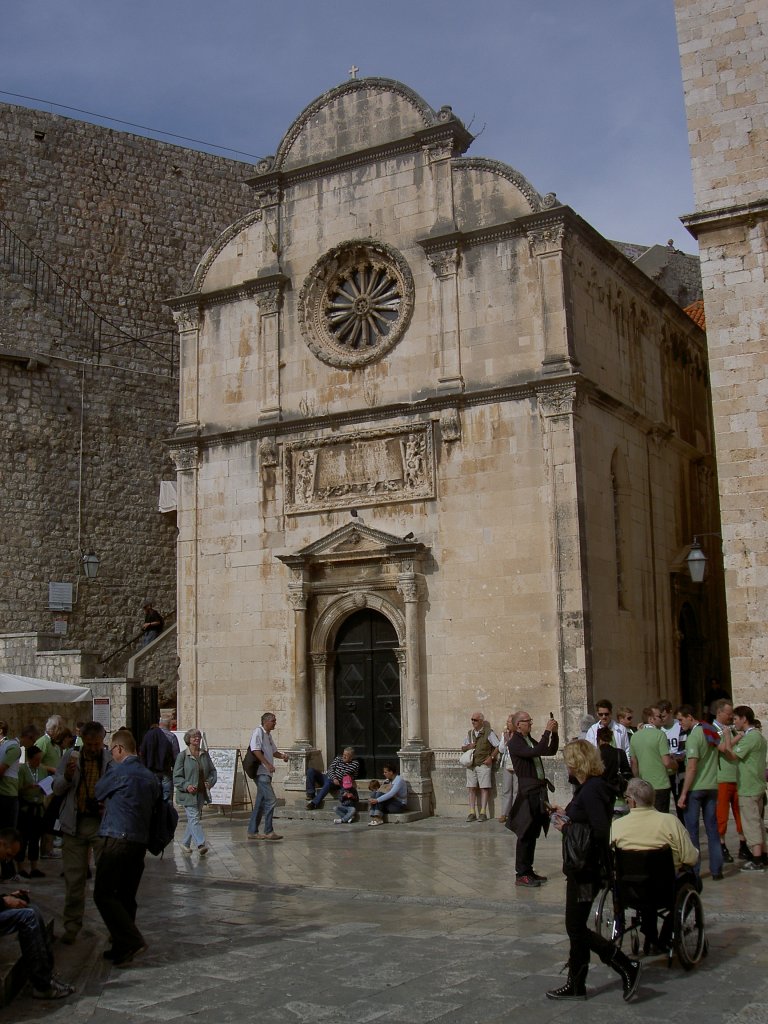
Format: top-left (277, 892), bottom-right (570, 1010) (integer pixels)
top-left (168, 79), bottom-right (726, 814)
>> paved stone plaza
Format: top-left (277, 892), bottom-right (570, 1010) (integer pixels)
top-left (10, 814), bottom-right (768, 1023)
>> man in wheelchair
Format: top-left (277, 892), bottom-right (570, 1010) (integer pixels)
top-left (611, 779), bottom-right (700, 953)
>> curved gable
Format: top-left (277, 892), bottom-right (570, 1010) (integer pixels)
top-left (452, 157), bottom-right (554, 230)
top-left (272, 78), bottom-right (439, 171)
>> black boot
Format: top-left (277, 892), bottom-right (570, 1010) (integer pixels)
top-left (546, 964), bottom-right (588, 1001)
top-left (609, 948), bottom-right (642, 1002)
top-left (738, 840), bottom-right (750, 860)
top-left (721, 843), bottom-right (733, 864)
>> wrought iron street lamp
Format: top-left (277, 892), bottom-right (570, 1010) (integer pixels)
top-left (80, 551), bottom-right (101, 581)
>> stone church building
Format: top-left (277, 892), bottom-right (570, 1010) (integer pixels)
top-left (168, 78), bottom-right (726, 813)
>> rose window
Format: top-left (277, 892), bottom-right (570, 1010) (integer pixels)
top-left (298, 240), bottom-right (414, 368)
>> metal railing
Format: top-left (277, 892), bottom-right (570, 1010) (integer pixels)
top-left (0, 216), bottom-right (177, 375)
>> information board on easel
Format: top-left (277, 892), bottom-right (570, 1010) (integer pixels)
top-left (206, 747), bottom-right (252, 816)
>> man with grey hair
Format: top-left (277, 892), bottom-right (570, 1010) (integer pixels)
top-left (612, 778), bottom-right (699, 953)
top-left (461, 711), bottom-right (500, 822)
top-left (306, 746), bottom-right (361, 810)
top-left (35, 715), bottom-right (66, 776)
top-left (612, 779), bottom-right (698, 873)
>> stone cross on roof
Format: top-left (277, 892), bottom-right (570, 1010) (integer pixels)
top-left (348, 65), bottom-right (359, 79)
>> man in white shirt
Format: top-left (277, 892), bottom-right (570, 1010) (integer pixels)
top-left (246, 713), bottom-right (288, 841)
top-left (585, 700), bottom-right (630, 755)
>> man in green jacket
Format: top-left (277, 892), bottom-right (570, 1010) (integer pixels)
top-left (677, 705), bottom-right (723, 881)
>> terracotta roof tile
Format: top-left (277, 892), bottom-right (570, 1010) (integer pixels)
top-left (684, 298), bottom-right (705, 329)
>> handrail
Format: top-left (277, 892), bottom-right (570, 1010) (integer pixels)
top-left (99, 608), bottom-right (177, 666)
top-left (0, 216), bottom-right (177, 376)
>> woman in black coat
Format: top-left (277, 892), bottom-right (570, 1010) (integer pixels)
top-left (546, 740), bottom-right (642, 1002)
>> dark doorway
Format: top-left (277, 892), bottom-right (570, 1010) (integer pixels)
top-left (333, 608), bottom-right (400, 776)
top-left (130, 684), bottom-right (159, 749)
top-left (678, 603), bottom-right (702, 713)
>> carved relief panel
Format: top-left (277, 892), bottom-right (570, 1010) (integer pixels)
top-left (284, 423), bottom-right (435, 515)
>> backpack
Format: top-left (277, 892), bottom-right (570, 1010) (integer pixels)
top-left (146, 795), bottom-right (179, 857)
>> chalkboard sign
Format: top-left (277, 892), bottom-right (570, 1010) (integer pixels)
top-left (207, 747), bottom-right (238, 806)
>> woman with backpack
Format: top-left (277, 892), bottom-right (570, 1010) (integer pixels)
top-left (173, 730), bottom-right (217, 858)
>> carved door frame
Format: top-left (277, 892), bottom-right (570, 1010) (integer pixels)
top-left (311, 592), bottom-right (407, 762)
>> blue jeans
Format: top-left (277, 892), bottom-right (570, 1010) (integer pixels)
top-left (370, 798), bottom-right (407, 819)
top-left (684, 788), bottom-right (723, 877)
top-left (306, 768), bottom-right (335, 806)
top-left (248, 774), bottom-right (276, 835)
top-left (182, 798), bottom-right (206, 848)
top-left (0, 904), bottom-right (53, 990)
top-left (334, 802), bottom-right (356, 822)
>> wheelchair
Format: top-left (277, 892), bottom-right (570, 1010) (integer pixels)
top-left (593, 845), bottom-right (707, 970)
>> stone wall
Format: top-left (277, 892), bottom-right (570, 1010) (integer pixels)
top-left (0, 103), bottom-right (257, 678)
top-left (674, 0), bottom-right (768, 718)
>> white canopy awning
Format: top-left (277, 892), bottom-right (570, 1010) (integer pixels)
top-left (0, 673), bottom-right (93, 705)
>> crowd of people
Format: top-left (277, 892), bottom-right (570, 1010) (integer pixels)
top-left (0, 713), bottom-right (209, 1000)
top-left (0, 690), bottom-right (764, 1005)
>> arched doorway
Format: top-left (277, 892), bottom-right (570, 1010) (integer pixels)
top-left (334, 608), bottom-right (400, 775)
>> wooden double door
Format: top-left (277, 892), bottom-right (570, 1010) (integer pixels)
top-left (333, 609), bottom-right (401, 776)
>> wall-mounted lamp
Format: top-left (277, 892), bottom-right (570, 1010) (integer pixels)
top-left (686, 533), bottom-right (721, 583)
top-left (80, 551), bottom-right (101, 581)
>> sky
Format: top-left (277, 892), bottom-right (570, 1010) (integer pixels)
top-left (1, 0), bottom-right (696, 250)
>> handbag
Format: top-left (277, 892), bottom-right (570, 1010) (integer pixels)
top-left (458, 749), bottom-right (474, 768)
top-left (562, 821), bottom-right (593, 875)
top-left (242, 746), bottom-right (258, 780)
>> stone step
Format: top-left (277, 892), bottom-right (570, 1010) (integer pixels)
top-left (277, 804), bottom-right (428, 824)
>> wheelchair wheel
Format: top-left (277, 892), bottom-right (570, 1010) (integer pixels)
top-left (593, 886), bottom-right (621, 945)
top-left (674, 885), bottom-right (705, 969)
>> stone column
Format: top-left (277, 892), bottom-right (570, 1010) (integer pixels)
top-left (537, 383), bottom-right (589, 741)
top-left (427, 248), bottom-right (464, 393)
top-left (257, 288), bottom-right (282, 421)
top-left (172, 307), bottom-right (201, 432)
top-left (397, 571), bottom-right (424, 747)
top-left (170, 444), bottom-right (200, 731)
top-left (287, 579), bottom-right (311, 747)
top-left (527, 222), bottom-right (578, 375)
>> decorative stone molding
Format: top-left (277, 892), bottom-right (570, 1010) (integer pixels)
top-left (287, 584), bottom-right (308, 611)
top-left (284, 422), bottom-right (434, 515)
top-left (440, 407), bottom-right (461, 442)
top-left (170, 445), bottom-right (199, 472)
top-left (423, 142), bottom-right (454, 164)
top-left (396, 574), bottom-right (420, 603)
top-left (256, 289), bottom-right (282, 316)
top-left (298, 239), bottom-right (415, 369)
top-left (170, 307), bottom-right (200, 332)
top-left (258, 436), bottom-right (279, 467)
top-left (527, 223), bottom-right (566, 257)
top-left (427, 248), bottom-right (461, 278)
top-left (537, 384), bottom-right (579, 419)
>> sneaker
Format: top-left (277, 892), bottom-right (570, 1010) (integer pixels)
top-left (262, 832), bottom-right (283, 841)
top-left (721, 843), bottom-right (734, 864)
top-left (180, 845), bottom-right (192, 857)
top-left (32, 978), bottom-right (74, 1000)
top-left (247, 832), bottom-right (263, 840)
top-left (740, 859), bottom-right (765, 872)
top-left (738, 840), bottom-right (751, 860)
top-left (306, 800), bottom-right (316, 810)
top-left (113, 943), bottom-right (148, 968)
top-left (198, 845), bottom-right (209, 856)
top-left (531, 872), bottom-right (548, 883)
top-left (333, 818), bottom-right (343, 824)
top-left (515, 874), bottom-right (541, 887)
top-left (466, 813), bottom-right (477, 822)
top-left (477, 812), bottom-right (488, 822)
top-left (368, 819), bottom-right (383, 827)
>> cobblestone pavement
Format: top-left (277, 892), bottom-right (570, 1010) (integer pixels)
top-left (9, 814), bottom-right (768, 1024)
